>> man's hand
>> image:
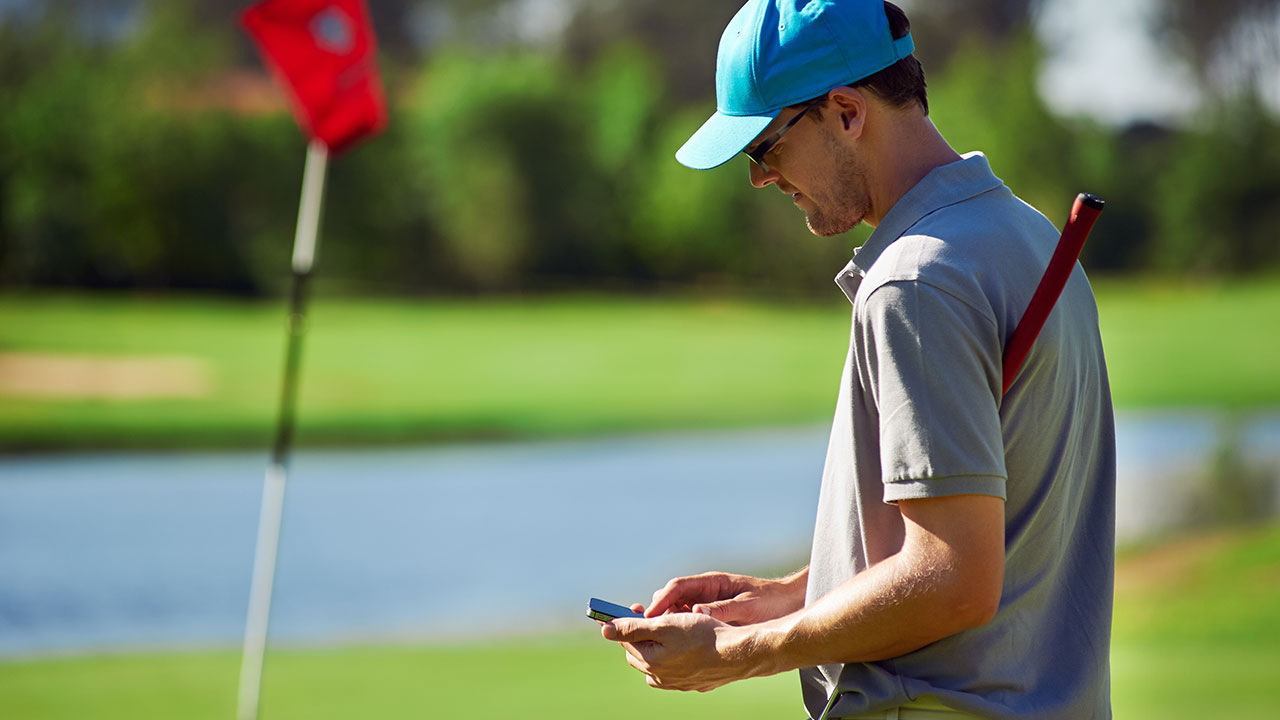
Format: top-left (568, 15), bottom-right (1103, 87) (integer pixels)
top-left (601, 495), bottom-right (1004, 693)
top-left (602, 496), bottom-right (1004, 694)
top-left (646, 569), bottom-right (807, 625)
top-left (600, 611), bottom-right (766, 692)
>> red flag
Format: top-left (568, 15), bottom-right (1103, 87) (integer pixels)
top-left (242, 0), bottom-right (387, 153)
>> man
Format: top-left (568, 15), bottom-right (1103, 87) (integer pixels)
top-left (599, 2), bottom-right (1116, 719)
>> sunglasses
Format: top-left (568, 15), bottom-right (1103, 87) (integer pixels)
top-left (743, 102), bottom-right (820, 173)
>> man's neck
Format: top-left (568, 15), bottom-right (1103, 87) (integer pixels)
top-left (864, 116), bottom-right (962, 228)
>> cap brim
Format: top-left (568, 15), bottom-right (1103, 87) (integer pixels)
top-left (675, 110), bottom-right (778, 170)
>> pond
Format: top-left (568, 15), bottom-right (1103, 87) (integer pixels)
top-left (1, 413), bottom-right (1277, 658)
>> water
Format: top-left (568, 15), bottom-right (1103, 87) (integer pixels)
top-left (0, 426), bottom-right (827, 658)
top-left (1, 414), bottom-right (1277, 659)
top-left (1113, 412), bottom-right (1280, 541)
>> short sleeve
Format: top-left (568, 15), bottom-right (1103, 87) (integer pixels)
top-left (858, 279), bottom-right (1007, 502)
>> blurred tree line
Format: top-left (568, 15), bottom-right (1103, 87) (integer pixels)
top-left (0, 0), bottom-right (1277, 297)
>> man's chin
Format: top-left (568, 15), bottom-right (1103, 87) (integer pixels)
top-left (804, 212), bottom-right (860, 237)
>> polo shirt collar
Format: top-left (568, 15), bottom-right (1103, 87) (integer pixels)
top-left (849, 152), bottom-right (1004, 277)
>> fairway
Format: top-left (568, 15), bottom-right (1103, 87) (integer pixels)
top-left (1, 279), bottom-right (1278, 451)
top-left (2, 524), bottom-right (1276, 719)
top-left (1093, 278), bottom-right (1280, 409)
top-left (0, 294), bottom-right (847, 451)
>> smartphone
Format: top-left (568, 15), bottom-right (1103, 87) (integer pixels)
top-left (587, 597), bottom-right (643, 622)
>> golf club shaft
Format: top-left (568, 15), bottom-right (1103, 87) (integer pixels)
top-left (1001, 193), bottom-right (1105, 396)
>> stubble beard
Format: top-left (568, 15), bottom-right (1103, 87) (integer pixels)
top-left (803, 137), bottom-right (871, 237)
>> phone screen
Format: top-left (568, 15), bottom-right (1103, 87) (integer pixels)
top-left (587, 597), bottom-right (643, 622)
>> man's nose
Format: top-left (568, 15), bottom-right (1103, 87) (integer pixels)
top-left (749, 161), bottom-right (779, 189)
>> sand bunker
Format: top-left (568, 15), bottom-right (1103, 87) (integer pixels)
top-left (0, 352), bottom-right (213, 401)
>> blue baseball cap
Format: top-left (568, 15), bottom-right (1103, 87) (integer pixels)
top-left (675, 0), bottom-right (915, 170)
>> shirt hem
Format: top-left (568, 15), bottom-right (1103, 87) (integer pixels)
top-left (882, 473), bottom-right (1007, 503)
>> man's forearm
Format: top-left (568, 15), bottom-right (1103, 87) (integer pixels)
top-left (739, 554), bottom-right (975, 676)
top-left (602, 497), bottom-right (1003, 693)
top-left (730, 516), bottom-right (1002, 678)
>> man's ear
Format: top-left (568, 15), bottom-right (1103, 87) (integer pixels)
top-left (826, 86), bottom-right (866, 139)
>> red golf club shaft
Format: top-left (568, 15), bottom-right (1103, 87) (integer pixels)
top-left (1001, 192), bottom-right (1106, 396)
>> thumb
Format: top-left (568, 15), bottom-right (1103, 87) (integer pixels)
top-left (601, 617), bottom-right (657, 643)
top-left (691, 598), bottom-right (752, 624)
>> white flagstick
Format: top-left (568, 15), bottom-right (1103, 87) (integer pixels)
top-left (291, 140), bottom-right (329, 276)
top-left (237, 139), bottom-right (329, 720)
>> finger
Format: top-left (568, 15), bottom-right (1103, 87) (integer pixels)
top-left (649, 575), bottom-right (716, 617)
top-left (648, 577), bottom-right (692, 616)
top-left (602, 618), bottom-right (658, 644)
top-left (622, 638), bottom-right (662, 664)
top-left (650, 677), bottom-right (680, 691)
top-left (622, 645), bottom-right (651, 673)
top-left (691, 597), bottom-right (751, 625)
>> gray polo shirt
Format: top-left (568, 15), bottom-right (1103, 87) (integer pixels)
top-left (800, 153), bottom-right (1115, 720)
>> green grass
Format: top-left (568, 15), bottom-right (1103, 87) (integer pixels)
top-left (1109, 523), bottom-right (1280, 719)
top-left (1, 277), bottom-right (1278, 451)
top-left (2, 525), bottom-right (1276, 719)
top-left (0, 637), bottom-right (803, 720)
top-left (1092, 277), bottom-right (1280, 409)
top-left (0, 293), bottom-right (848, 451)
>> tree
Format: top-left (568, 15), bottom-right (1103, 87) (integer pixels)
top-left (1154, 0), bottom-right (1280, 101)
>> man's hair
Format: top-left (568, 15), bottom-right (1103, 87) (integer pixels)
top-left (802, 2), bottom-right (928, 115)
